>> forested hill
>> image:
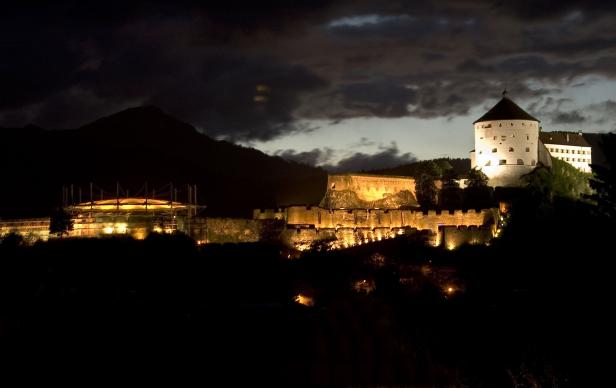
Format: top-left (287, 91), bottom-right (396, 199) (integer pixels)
top-left (0, 106), bottom-right (327, 218)
top-left (368, 158), bottom-right (471, 178)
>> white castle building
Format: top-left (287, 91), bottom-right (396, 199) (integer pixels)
top-left (470, 91), bottom-right (551, 187)
top-left (540, 131), bottom-right (592, 173)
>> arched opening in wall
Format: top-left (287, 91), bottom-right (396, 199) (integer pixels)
top-left (517, 159), bottom-right (524, 165)
top-left (509, 147), bottom-right (514, 152)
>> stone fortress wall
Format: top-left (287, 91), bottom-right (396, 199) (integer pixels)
top-left (327, 174), bottom-right (416, 202)
top-left (254, 205), bottom-right (499, 251)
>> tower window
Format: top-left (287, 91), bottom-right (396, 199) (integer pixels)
top-left (526, 135), bottom-right (529, 140)
top-left (509, 147), bottom-right (514, 152)
top-left (493, 136), bottom-right (497, 140)
top-left (517, 159), bottom-right (524, 165)
top-left (499, 159), bottom-right (506, 165)
top-left (526, 147), bottom-right (530, 152)
top-left (531, 160), bottom-right (536, 166)
top-left (485, 160), bottom-right (491, 166)
top-left (492, 148), bottom-right (497, 153)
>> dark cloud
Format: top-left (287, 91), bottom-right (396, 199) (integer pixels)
top-left (351, 137), bottom-right (376, 147)
top-left (1, 1), bottom-right (616, 139)
top-left (274, 148), bottom-right (335, 166)
top-left (337, 81), bottom-right (417, 117)
top-left (276, 142), bottom-right (416, 172)
top-left (552, 111), bottom-right (587, 124)
top-left (324, 142), bottom-right (417, 172)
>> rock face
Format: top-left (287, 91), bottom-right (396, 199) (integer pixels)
top-left (320, 189), bottom-right (418, 209)
top-left (320, 174), bottom-right (419, 209)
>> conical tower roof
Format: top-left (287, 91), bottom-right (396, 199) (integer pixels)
top-left (473, 90), bottom-right (539, 124)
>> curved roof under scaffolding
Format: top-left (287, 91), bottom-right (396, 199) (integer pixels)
top-left (67, 197), bottom-right (188, 213)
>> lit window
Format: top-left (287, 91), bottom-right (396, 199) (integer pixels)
top-left (499, 159), bottom-right (506, 165)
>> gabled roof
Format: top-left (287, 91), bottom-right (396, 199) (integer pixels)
top-left (539, 131), bottom-right (591, 147)
top-left (474, 91), bottom-right (539, 124)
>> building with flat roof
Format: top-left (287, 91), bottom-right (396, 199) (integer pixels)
top-left (540, 131), bottom-right (592, 173)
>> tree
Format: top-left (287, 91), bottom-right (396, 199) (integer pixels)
top-left (589, 133), bottom-right (616, 218)
top-left (49, 208), bottom-right (74, 238)
top-left (416, 173), bottom-right (437, 210)
top-left (463, 168), bottom-right (494, 209)
top-left (439, 169), bottom-right (463, 209)
top-left (524, 158), bottom-right (592, 202)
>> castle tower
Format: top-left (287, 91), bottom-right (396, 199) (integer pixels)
top-left (470, 90), bottom-right (541, 187)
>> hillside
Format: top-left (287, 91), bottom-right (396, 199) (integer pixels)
top-left (368, 158), bottom-right (471, 178)
top-left (0, 106), bottom-right (327, 218)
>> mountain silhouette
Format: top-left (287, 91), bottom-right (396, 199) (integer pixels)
top-left (0, 106), bottom-right (327, 218)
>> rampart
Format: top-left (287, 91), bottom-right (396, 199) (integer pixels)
top-left (255, 206), bottom-right (499, 251)
top-left (441, 225), bottom-right (494, 250)
top-left (283, 206), bottom-right (497, 234)
top-left (0, 218), bottom-right (51, 242)
top-left (191, 218), bottom-right (284, 244)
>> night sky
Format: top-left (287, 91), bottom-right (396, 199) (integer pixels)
top-left (2, 1), bottom-right (616, 171)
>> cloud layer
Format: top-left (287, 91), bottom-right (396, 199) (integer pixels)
top-left (276, 142), bottom-right (416, 172)
top-left (2, 1), bottom-right (616, 140)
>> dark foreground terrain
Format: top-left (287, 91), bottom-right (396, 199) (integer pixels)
top-left (1, 191), bottom-right (613, 387)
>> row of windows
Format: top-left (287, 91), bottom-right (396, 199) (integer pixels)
top-left (548, 148), bottom-right (589, 155)
top-left (480, 135), bottom-right (531, 141)
top-left (479, 147), bottom-right (530, 154)
top-left (480, 122), bottom-right (536, 129)
top-left (485, 159), bottom-right (536, 166)
top-left (556, 156), bottom-right (590, 163)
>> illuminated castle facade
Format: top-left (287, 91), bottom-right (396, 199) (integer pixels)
top-left (470, 91), bottom-right (551, 187)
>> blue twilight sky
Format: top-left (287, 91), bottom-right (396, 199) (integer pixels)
top-left (2, 2), bottom-right (616, 171)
